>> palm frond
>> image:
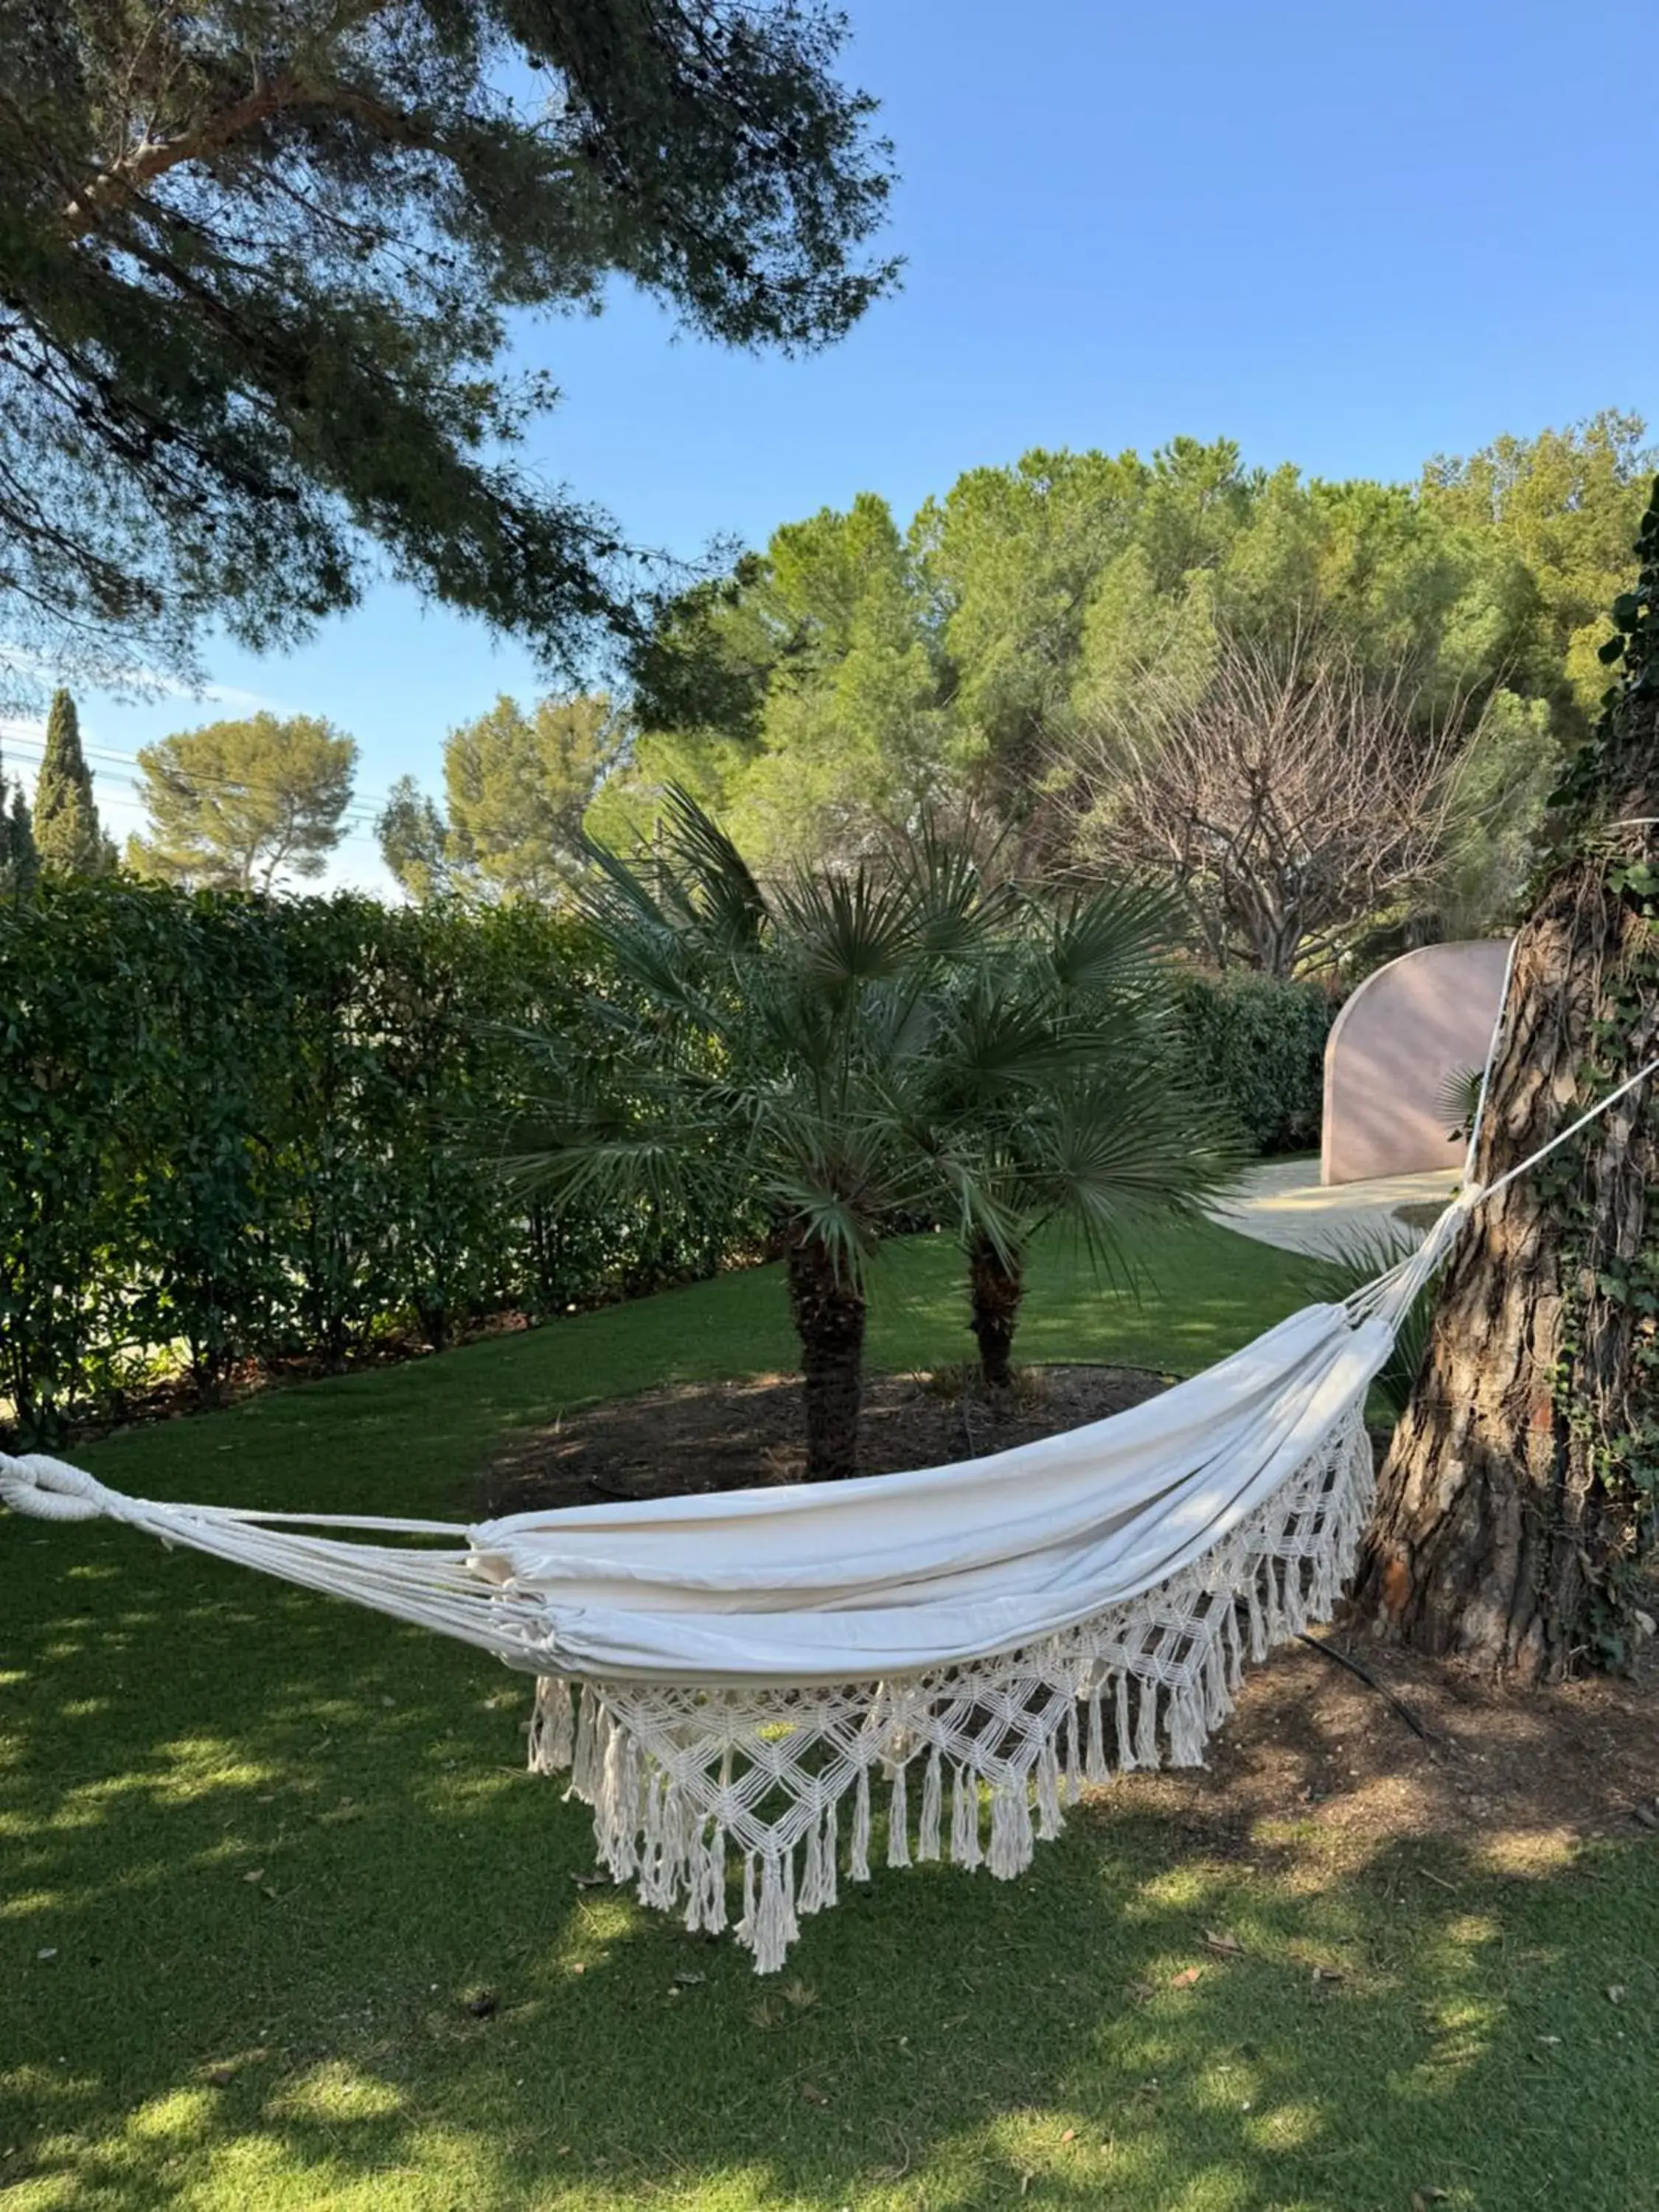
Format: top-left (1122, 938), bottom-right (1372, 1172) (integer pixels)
top-left (1046, 878), bottom-right (1181, 998)
top-left (658, 785), bottom-right (771, 951)
top-left (1307, 1227), bottom-right (1433, 1423)
top-left (775, 864), bottom-right (925, 989)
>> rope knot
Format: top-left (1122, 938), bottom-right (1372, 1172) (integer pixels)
top-left (0, 1454), bottom-right (114, 1524)
top-left (1453, 1179), bottom-right (1486, 1213)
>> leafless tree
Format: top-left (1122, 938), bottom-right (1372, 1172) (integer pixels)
top-left (1057, 629), bottom-right (1474, 977)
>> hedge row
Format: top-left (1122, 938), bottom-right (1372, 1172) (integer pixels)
top-left (1171, 969), bottom-right (1333, 1154)
top-left (0, 885), bottom-right (748, 1442)
top-left (0, 885), bottom-right (1333, 1443)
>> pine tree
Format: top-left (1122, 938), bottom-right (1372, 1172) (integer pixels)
top-left (0, 5), bottom-right (896, 705)
top-left (1354, 481), bottom-right (1659, 1677)
top-left (33, 689), bottom-right (114, 877)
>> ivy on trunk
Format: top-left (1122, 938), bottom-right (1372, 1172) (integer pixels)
top-left (1354, 484), bottom-right (1659, 1678)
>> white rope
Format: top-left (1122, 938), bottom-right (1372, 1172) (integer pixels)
top-left (1476, 1052), bottom-right (1659, 1205)
top-left (0, 1455), bottom-right (116, 1523)
top-left (1462, 932), bottom-right (1521, 1183)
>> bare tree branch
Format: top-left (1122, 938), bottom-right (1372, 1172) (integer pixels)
top-left (1057, 626), bottom-right (1475, 976)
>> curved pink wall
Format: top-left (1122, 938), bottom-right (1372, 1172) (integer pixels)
top-left (1322, 940), bottom-right (1513, 1186)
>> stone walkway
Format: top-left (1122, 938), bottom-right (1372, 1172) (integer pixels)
top-left (1206, 1158), bottom-right (1461, 1259)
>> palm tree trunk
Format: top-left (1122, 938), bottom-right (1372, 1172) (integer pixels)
top-left (1351, 843), bottom-right (1658, 1678)
top-left (968, 1231), bottom-right (1024, 1390)
top-left (785, 1232), bottom-right (866, 1481)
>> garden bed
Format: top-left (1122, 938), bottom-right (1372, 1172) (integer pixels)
top-left (479, 1360), bottom-right (1171, 1514)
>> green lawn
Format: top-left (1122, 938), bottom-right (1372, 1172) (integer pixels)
top-left (3, 1220), bottom-right (1656, 2211)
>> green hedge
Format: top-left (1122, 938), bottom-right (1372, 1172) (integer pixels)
top-left (1170, 970), bottom-right (1332, 1155)
top-left (0, 883), bottom-right (1335, 1442)
top-left (0, 884), bottom-right (750, 1442)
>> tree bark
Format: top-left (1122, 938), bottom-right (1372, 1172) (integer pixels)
top-left (1351, 841), bottom-right (1659, 1679)
top-left (785, 1233), bottom-right (867, 1481)
top-left (968, 1231), bottom-right (1024, 1390)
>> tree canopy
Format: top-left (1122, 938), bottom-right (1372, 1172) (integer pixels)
top-left (608, 416), bottom-right (1652, 952)
top-left (129, 713), bottom-right (358, 891)
top-left (380, 692), bottom-right (622, 905)
top-left (0, 1), bottom-right (897, 707)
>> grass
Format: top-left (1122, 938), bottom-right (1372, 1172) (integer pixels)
top-left (3, 1217), bottom-right (1657, 2211)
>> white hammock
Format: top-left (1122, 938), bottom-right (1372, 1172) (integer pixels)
top-left (2, 1062), bottom-right (1652, 1971)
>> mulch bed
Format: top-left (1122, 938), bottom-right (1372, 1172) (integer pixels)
top-left (477, 1361), bottom-right (1172, 1517)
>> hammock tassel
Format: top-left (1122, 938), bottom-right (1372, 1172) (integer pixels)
top-left (1034, 1739), bottom-right (1063, 1841)
top-left (1245, 1571), bottom-right (1269, 1662)
top-left (686, 1822), bottom-right (728, 1935)
top-left (745, 1848), bottom-right (801, 1973)
top-left (1063, 1700), bottom-right (1084, 1805)
top-left (950, 1764), bottom-right (983, 1871)
top-left (988, 1782), bottom-right (1034, 1879)
top-left (886, 1760), bottom-right (911, 1869)
top-left (637, 1770), bottom-right (669, 1906)
top-left (528, 1676), bottom-right (573, 1774)
top-left (1085, 1685), bottom-right (1110, 1785)
top-left (850, 1764), bottom-right (872, 1883)
top-left (818, 1801), bottom-right (839, 1912)
top-left (918, 1744), bottom-right (943, 1862)
top-left (739, 1849), bottom-right (757, 1945)
top-left (1221, 1599), bottom-right (1245, 1695)
top-left (569, 1684), bottom-right (599, 1801)
top-left (799, 1811), bottom-right (825, 1914)
top-left (1115, 1671), bottom-right (1136, 1773)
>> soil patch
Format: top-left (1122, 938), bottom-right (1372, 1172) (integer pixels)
top-left (1126, 1631), bottom-right (1659, 1873)
top-left (479, 1361), bottom-right (1172, 1517)
top-left (480, 1362), bottom-right (1657, 1857)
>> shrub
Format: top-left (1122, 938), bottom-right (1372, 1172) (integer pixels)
top-left (1170, 970), bottom-right (1332, 1154)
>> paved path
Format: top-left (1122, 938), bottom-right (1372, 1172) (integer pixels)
top-left (1206, 1159), bottom-right (1461, 1259)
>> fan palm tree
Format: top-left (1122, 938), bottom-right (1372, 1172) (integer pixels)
top-left (499, 792), bottom-right (1000, 1478)
top-left (913, 883), bottom-right (1243, 1389)
top-left (501, 792), bottom-right (1239, 1474)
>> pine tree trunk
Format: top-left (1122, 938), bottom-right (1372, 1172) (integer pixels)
top-left (1351, 842), bottom-right (1658, 1679)
top-left (785, 1232), bottom-right (867, 1481)
top-left (968, 1232), bottom-right (1024, 1390)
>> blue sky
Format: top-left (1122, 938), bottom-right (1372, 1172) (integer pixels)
top-left (13, 0), bottom-right (1658, 890)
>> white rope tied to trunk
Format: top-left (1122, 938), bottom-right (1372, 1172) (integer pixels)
top-left (3, 1048), bottom-right (1655, 1969)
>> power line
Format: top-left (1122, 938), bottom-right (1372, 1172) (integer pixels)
top-left (0, 731), bottom-right (402, 836)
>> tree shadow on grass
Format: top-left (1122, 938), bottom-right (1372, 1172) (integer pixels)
top-left (3, 1542), bottom-right (1658, 2212)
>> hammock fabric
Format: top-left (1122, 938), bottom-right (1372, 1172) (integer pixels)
top-left (2, 1056), bottom-right (1652, 1972)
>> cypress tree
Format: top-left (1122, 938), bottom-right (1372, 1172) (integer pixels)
top-left (0, 741), bottom-right (39, 894)
top-left (34, 689), bottom-right (113, 877)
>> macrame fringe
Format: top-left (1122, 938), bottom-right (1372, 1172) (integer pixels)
top-left (526, 1405), bottom-right (1374, 1972)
